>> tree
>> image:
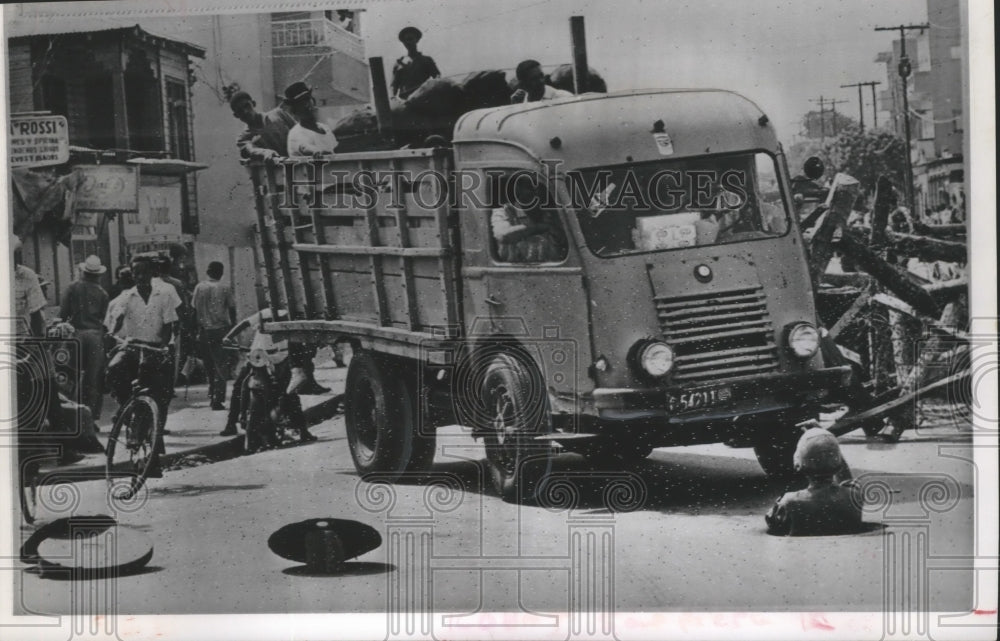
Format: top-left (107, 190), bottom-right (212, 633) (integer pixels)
top-left (800, 110), bottom-right (858, 139)
top-left (823, 124), bottom-right (907, 196)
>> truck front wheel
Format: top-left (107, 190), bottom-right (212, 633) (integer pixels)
top-left (344, 353), bottom-right (435, 480)
top-left (479, 353), bottom-right (555, 503)
top-left (753, 427), bottom-right (801, 480)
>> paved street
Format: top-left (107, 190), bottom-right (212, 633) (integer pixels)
top-left (15, 367), bottom-right (975, 616)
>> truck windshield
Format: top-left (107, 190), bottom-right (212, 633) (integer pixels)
top-left (570, 152), bottom-right (789, 257)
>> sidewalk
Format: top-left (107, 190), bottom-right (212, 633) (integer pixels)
top-left (37, 362), bottom-right (347, 481)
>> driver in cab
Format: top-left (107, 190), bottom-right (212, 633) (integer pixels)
top-left (491, 175), bottom-right (567, 263)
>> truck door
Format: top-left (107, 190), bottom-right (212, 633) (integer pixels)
top-left (459, 168), bottom-right (592, 405)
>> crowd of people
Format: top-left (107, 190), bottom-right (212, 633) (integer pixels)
top-left (12, 235), bottom-right (259, 466)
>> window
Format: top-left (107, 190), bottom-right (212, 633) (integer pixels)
top-left (39, 74), bottom-right (67, 117)
top-left (84, 72), bottom-right (116, 149)
top-left (487, 170), bottom-right (569, 264)
top-left (123, 48), bottom-right (163, 152)
top-left (573, 152), bottom-right (790, 257)
top-left (166, 78), bottom-right (192, 160)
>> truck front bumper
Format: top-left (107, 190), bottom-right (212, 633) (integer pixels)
top-left (549, 366), bottom-right (853, 445)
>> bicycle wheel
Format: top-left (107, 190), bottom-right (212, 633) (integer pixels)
top-left (106, 394), bottom-right (161, 500)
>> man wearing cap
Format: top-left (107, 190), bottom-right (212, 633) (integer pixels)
top-left (510, 60), bottom-right (573, 104)
top-left (391, 27), bottom-right (441, 100)
top-left (284, 82), bottom-right (339, 157)
top-left (231, 91), bottom-right (297, 160)
top-left (13, 237), bottom-right (47, 337)
top-left (280, 81), bottom-right (338, 394)
top-left (59, 255), bottom-right (110, 420)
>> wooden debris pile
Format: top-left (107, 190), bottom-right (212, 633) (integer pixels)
top-left (803, 174), bottom-right (970, 439)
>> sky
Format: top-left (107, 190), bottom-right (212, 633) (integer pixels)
top-left (360, 0), bottom-right (930, 140)
top-left (4, 0), bottom-right (939, 144)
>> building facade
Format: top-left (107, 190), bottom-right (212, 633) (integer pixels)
top-left (873, 0), bottom-right (965, 221)
top-left (8, 26), bottom-right (205, 315)
top-left (8, 11), bottom-right (370, 321)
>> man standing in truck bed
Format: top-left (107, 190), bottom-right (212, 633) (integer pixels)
top-left (391, 26), bottom-right (441, 100)
top-left (510, 60), bottom-right (573, 103)
top-left (231, 90), bottom-right (296, 161)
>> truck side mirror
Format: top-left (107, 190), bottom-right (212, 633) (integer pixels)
top-left (803, 156), bottom-right (825, 181)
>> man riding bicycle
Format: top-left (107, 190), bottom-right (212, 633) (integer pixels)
top-left (104, 255), bottom-right (182, 478)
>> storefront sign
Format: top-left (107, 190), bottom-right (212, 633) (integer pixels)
top-left (72, 211), bottom-right (101, 240)
top-left (124, 183), bottom-right (184, 241)
top-left (8, 115), bottom-right (69, 167)
top-left (74, 165), bottom-right (140, 212)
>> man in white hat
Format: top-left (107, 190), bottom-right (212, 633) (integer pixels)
top-left (60, 255), bottom-right (110, 420)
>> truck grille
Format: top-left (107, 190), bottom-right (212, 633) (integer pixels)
top-left (655, 286), bottom-right (780, 383)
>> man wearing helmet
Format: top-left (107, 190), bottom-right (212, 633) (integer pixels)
top-left (765, 427), bottom-right (864, 536)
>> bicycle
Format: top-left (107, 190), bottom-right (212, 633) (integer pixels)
top-left (104, 338), bottom-right (172, 501)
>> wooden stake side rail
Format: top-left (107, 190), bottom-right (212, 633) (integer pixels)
top-left (263, 319), bottom-right (459, 360)
top-left (292, 244), bottom-right (451, 258)
top-left (307, 175), bottom-right (339, 320)
top-left (249, 167), bottom-right (283, 320)
top-left (252, 148), bottom-right (462, 344)
top-left (391, 157), bottom-right (420, 331)
top-left (263, 167), bottom-right (306, 320)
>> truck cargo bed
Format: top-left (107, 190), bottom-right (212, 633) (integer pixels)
top-left (248, 148), bottom-right (462, 355)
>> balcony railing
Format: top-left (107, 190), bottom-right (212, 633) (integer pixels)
top-left (271, 18), bottom-right (365, 60)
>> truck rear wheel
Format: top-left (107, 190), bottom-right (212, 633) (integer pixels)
top-left (344, 353), bottom-right (435, 480)
top-left (479, 353), bottom-right (554, 503)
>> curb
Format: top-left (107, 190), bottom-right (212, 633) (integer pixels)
top-left (38, 395), bottom-right (345, 485)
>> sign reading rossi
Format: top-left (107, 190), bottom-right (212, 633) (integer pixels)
top-left (74, 165), bottom-right (140, 212)
top-left (9, 115), bottom-right (69, 167)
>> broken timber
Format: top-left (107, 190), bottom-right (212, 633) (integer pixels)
top-left (886, 232), bottom-right (968, 264)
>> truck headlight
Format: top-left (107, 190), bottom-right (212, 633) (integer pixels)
top-left (787, 323), bottom-right (820, 358)
top-left (634, 340), bottom-right (675, 377)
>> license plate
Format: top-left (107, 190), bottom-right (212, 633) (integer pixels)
top-left (667, 386), bottom-right (733, 413)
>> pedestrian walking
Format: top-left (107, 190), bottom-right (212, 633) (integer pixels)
top-left (154, 254), bottom-right (195, 385)
top-left (192, 261), bottom-right (237, 410)
top-left (13, 237), bottom-right (47, 337)
top-left (59, 255), bottom-right (110, 420)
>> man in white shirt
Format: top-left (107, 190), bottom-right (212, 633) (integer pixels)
top-left (510, 60), bottom-right (574, 104)
top-left (284, 82), bottom-right (338, 157)
top-left (13, 237), bottom-right (48, 337)
top-left (104, 257), bottom-right (182, 474)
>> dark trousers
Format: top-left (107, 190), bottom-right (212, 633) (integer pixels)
top-left (75, 329), bottom-right (106, 420)
top-left (106, 347), bottom-right (174, 452)
top-left (226, 363), bottom-right (252, 430)
top-left (199, 327), bottom-right (230, 406)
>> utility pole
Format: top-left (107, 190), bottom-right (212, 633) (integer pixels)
top-left (875, 23), bottom-right (929, 213)
top-left (809, 96), bottom-right (828, 142)
top-left (870, 81), bottom-right (880, 128)
top-left (827, 98), bottom-right (848, 135)
top-left (841, 81), bottom-right (881, 132)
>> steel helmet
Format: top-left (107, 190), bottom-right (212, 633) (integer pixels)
top-left (793, 427), bottom-right (844, 474)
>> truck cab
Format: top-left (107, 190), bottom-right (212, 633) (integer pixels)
top-left (252, 89), bottom-right (852, 502)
